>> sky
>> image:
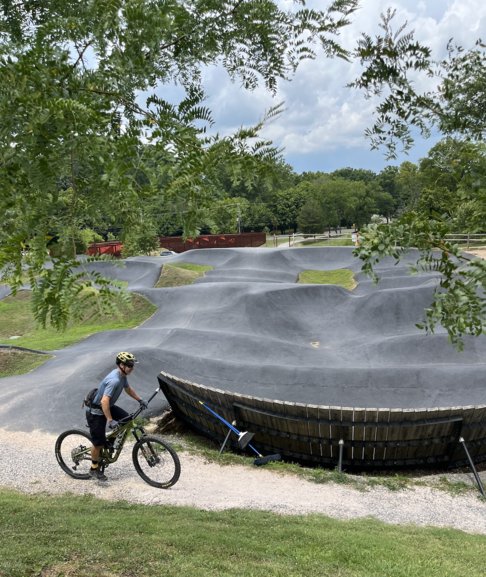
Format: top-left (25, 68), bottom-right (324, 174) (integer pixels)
top-left (197, 0), bottom-right (486, 175)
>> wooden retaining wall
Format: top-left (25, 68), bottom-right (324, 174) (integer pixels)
top-left (86, 241), bottom-right (123, 257)
top-left (157, 371), bottom-right (486, 470)
top-left (86, 233), bottom-right (266, 257)
top-left (159, 232), bottom-right (266, 252)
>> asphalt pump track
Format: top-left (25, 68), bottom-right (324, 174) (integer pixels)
top-left (1, 247), bottom-right (485, 469)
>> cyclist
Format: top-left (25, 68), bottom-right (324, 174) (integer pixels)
top-left (86, 351), bottom-right (148, 481)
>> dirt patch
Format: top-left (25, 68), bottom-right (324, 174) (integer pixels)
top-left (464, 247), bottom-right (486, 259)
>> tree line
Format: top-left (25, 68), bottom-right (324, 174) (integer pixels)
top-left (116, 136), bottom-right (485, 244)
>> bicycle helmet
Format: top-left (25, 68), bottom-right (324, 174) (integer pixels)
top-left (116, 351), bottom-right (138, 366)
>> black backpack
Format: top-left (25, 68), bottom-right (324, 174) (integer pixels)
top-left (82, 387), bottom-right (100, 409)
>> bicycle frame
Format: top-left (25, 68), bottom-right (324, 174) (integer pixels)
top-left (101, 420), bottom-right (148, 464)
top-left (98, 386), bottom-right (161, 468)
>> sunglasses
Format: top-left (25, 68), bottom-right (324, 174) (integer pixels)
top-left (124, 362), bottom-right (135, 368)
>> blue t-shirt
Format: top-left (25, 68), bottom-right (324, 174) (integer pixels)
top-left (90, 368), bottom-right (128, 416)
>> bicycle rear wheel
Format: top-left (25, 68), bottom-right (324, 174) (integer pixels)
top-left (55, 429), bottom-right (92, 480)
top-left (132, 435), bottom-right (181, 488)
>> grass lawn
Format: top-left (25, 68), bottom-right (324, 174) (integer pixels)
top-left (1, 488), bottom-right (485, 577)
top-left (0, 290), bottom-right (156, 352)
top-left (298, 269), bottom-right (357, 290)
top-left (0, 349), bottom-right (53, 378)
top-left (0, 290), bottom-right (156, 375)
top-left (301, 237), bottom-right (354, 247)
top-left (264, 237), bottom-right (354, 248)
top-left (264, 237), bottom-right (291, 247)
top-left (156, 262), bottom-right (213, 287)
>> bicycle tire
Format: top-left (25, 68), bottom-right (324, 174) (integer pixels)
top-left (132, 435), bottom-right (181, 489)
top-left (55, 429), bottom-right (93, 480)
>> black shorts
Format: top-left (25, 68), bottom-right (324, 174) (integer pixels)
top-left (86, 405), bottom-right (129, 447)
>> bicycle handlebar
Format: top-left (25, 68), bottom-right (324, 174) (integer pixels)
top-left (146, 386), bottom-right (161, 406)
top-left (117, 386), bottom-right (160, 426)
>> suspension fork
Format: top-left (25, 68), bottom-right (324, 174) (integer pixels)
top-left (131, 425), bottom-right (146, 443)
top-left (132, 426), bottom-right (160, 465)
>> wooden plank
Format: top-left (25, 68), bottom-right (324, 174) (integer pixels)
top-left (275, 401), bottom-right (304, 457)
top-left (233, 398), bottom-right (287, 457)
top-left (351, 408), bottom-right (366, 462)
top-left (324, 406), bottom-right (336, 461)
top-left (417, 408), bottom-right (448, 462)
top-left (371, 408), bottom-right (389, 463)
top-left (282, 402), bottom-right (316, 459)
top-left (362, 408), bottom-right (379, 463)
top-left (337, 408), bottom-right (353, 466)
top-left (307, 404), bottom-right (329, 460)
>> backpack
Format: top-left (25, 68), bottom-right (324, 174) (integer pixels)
top-left (82, 387), bottom-right (100, 409)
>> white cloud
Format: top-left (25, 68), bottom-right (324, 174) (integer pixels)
top-left (201, 0), bottom-right (486, 172)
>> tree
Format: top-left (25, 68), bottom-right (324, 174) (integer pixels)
top-left (240, 202), bottom-right (272, 233)
top-left (211, 155), bottom-right (297, 204)
top-left (395, 161), bottom-right (422, 212)
top-left (331, 167), bottom-right (376, 183)
top-left (341, 182), bottom-right (377, 229)
top-left (202, 197), bottom-right (251, 234)
top-left (269, 185), bottom-right (306, 233)
top-left (351, 11), bottom-right (486, 346)
top-left (297, 197), bottom-right (325, 234)
top-left (0, 0), bottom-right (358, 328)
top-left (373, 189), bottom-right (396, 223)
top-left (376, 165), bottom-right (400, 220)
top-left (351, 9), bottom-right (486, 158)
top-left (293, 176), bottom-right (377, 233)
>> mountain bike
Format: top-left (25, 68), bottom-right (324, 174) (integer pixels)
top-left (54, 387), bottom-right (181, 488)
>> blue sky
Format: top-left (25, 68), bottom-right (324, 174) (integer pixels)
top-left (198, 0), bottom-right (486, 174)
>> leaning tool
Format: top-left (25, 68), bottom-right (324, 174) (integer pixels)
top-left (199, 401), bottom-right (281, 466)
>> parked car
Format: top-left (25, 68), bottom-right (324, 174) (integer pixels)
top-left (160, 249), bottom-right (176, 257)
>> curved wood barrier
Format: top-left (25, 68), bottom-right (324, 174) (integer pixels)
top-left (158, 371), bottom-right (486, 470)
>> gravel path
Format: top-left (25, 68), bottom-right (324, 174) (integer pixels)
top-left (2, 428), bottom-right (486, 535)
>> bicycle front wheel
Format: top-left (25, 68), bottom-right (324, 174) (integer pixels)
top-left (55, 429), bottom-right (92, 480)
top-left (132, 435), bottom-right (181, 488)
